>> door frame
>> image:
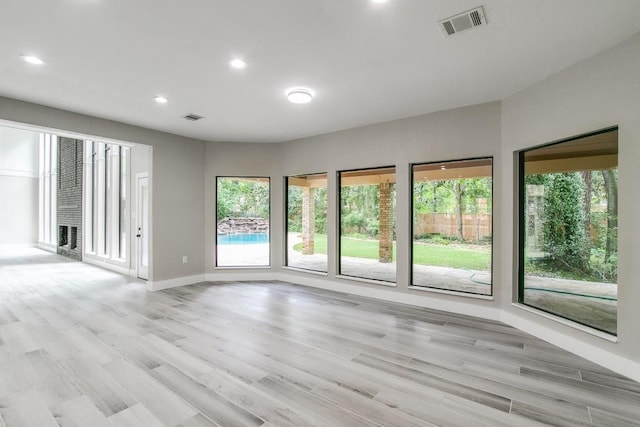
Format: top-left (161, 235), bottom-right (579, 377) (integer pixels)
top-left (135, 172), bottom-right (149, 280)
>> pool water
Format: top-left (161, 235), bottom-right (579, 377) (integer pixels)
top-left (218, 233), bottom-right (269, 245)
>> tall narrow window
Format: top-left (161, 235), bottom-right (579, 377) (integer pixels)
top-left (84, 141), bottom-right (95, 252)
top-left (519, 128), bottom-right (618, 335)
top-left (285, 173), bottom-right (328, 273)
top-left (338, 167), bottom-right (396, 283)
top-left (92, 142), bottom-right (99, 253)
top-left (216, 177), bottom-right (270, 267)
top-left (411, 158), bottom-right (493, 295)
top-left (84, 140), bottom-right (129, 264)
top-left (104, 144), bottom-right (110, 255)
top-left (119, 146), bottom-right (128, 259)
top-left (38, 133), bottom-right (57, 246)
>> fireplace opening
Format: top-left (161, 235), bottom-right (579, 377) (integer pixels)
top-left (70, 227), bottom-right (77, 250)
top-left (59, 226), bottom-right (68, 247)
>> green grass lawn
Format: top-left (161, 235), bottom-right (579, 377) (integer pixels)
top-left (293, 234), bottom-right (490, 270)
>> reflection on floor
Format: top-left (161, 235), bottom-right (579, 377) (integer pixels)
top-left (0, 247), bottom-right (638, 426)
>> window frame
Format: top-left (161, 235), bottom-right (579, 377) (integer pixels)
top-left (37, 133), bottom-right (57, 247)
top-left (337, 165), bottom-right (397, 283)
top-left (284, 172), bottom-right (328, 273)
top-left (517, 126), bottom-right (619, 335)
top-left (214, 175), bottom-right (271, 268)
top-left (409, 156), bottom-right (494, 297)
top-left (83, 140), bottom-right (130, 266)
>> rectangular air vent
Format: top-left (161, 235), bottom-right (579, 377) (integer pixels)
top-left (439, 6), bottom-right (486, 36)
top-left (183, 113), bottom-right (204, 121)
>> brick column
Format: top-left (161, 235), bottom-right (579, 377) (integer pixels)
top-left (302, 187), bottom-right (315, 255)
top-left (379, 182), bottom-right (392, 263)
top-left (57, 137), bottom-right (83, 261)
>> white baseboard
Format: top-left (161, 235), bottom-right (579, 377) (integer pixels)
top-left (501, 310), bottom-right (640, 383)
top-left (147, 272), bottom-right (278, 292)
top-left (148, 274), bottom-right (206, 291)
top-left (278, 272), bottom-right (501, 321)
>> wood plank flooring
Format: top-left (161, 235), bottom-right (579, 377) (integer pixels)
top-left (1, 247), bottom-right (639, 427)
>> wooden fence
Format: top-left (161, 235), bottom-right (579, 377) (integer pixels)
top-left (415, 213), bottom-right (492, 242)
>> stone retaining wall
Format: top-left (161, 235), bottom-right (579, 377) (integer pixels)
top-left (217, 217), bottom-right (268, 234)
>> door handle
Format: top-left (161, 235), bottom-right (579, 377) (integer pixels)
top-left (136, 234), bottom-right (141, 238)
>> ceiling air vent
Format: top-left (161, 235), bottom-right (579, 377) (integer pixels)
top-left (439, 6), bottom-right (486, 36)
top-left (183, 113), bottom-right (204, 121)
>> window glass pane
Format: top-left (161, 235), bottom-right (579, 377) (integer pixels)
top-left (120, 146), bottom-right (128, 260)
top-left (93, 143), bottom-right (99, 253)
top-left (338, 167), bottom-right (396, 282)
top-left (50, 136), bottom-right (57, 245)
top-left (412, 158), bottom-right (493, 295)
top-left (285, 174), bottom-right (328, 273)
top-left (38, 134), bottom-right (45, 243)
top-left (84, 141), bottom-right (94, 252)
top-left (104, 144), bottom-right (111, 255)
top-left (43, 175), bottom-right (50, 243)
top-left (520, 129), bottom-right (618, 335)
top-left (37, 133), bottom-right (59, 246)
top-left (216, 177), bottom-right (270, 267)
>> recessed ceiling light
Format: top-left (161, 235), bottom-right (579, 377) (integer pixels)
top-left (229, 58), bottom-right (247, 69)
top-left (286, 87), bottom-right (314, 104)
top-left (153, 96), bottom-right (168, 104)
top-left (371, 0), bottom-right (389, 3)
top-left (20, 55), bottom-right (44, 65)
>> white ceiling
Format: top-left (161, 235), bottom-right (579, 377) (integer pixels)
top-left (1, 0), bottom-right (639, 143)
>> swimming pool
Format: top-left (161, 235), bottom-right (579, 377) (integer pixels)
top-left (218, 233), bottom-right (269, 245)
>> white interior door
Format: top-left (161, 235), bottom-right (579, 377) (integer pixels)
top-left (136, 174), bottom-right (149, 280)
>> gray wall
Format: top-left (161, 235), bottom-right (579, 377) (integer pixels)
top-left (501, 33), bottom-right (640, 363)
top-left (0, 127), bottom-right (39, 246)
top-left (0, 97), bottom-right (205, 282)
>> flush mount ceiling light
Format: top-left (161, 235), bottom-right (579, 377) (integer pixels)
top-left (20, 55), bottom-right (44, 65)
top-left (228, 58), bottom-right (247, 69)
top-left (286, 87), bottom-right (314, 104)
top-left (153, 96), bottom-right (168, 104)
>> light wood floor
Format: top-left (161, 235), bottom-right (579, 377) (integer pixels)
top-left (0, 248), bottom-right (639, 427)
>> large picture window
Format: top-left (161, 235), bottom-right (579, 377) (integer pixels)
top-left (412, 158), bottom-right (493, 295)
top-left (216, 177), bottom-right (270, 267)
top-left (519, 128), bottom-right (618, 335)
top-left (285, 174), bottom-right (328, 273)
top-left (338, 167), bottom-right (396, 283)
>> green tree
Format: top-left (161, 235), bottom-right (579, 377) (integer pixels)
top-left (287, 186), bottom-right (303, 232)
top-left (314, 187), bottom-right (328, 233)
top-left (543, 173), bottom-right (588, 273)
top-left (217, 178), bottom-right (269, 220)
top-left (601, 169), bottom-right (618, 263)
